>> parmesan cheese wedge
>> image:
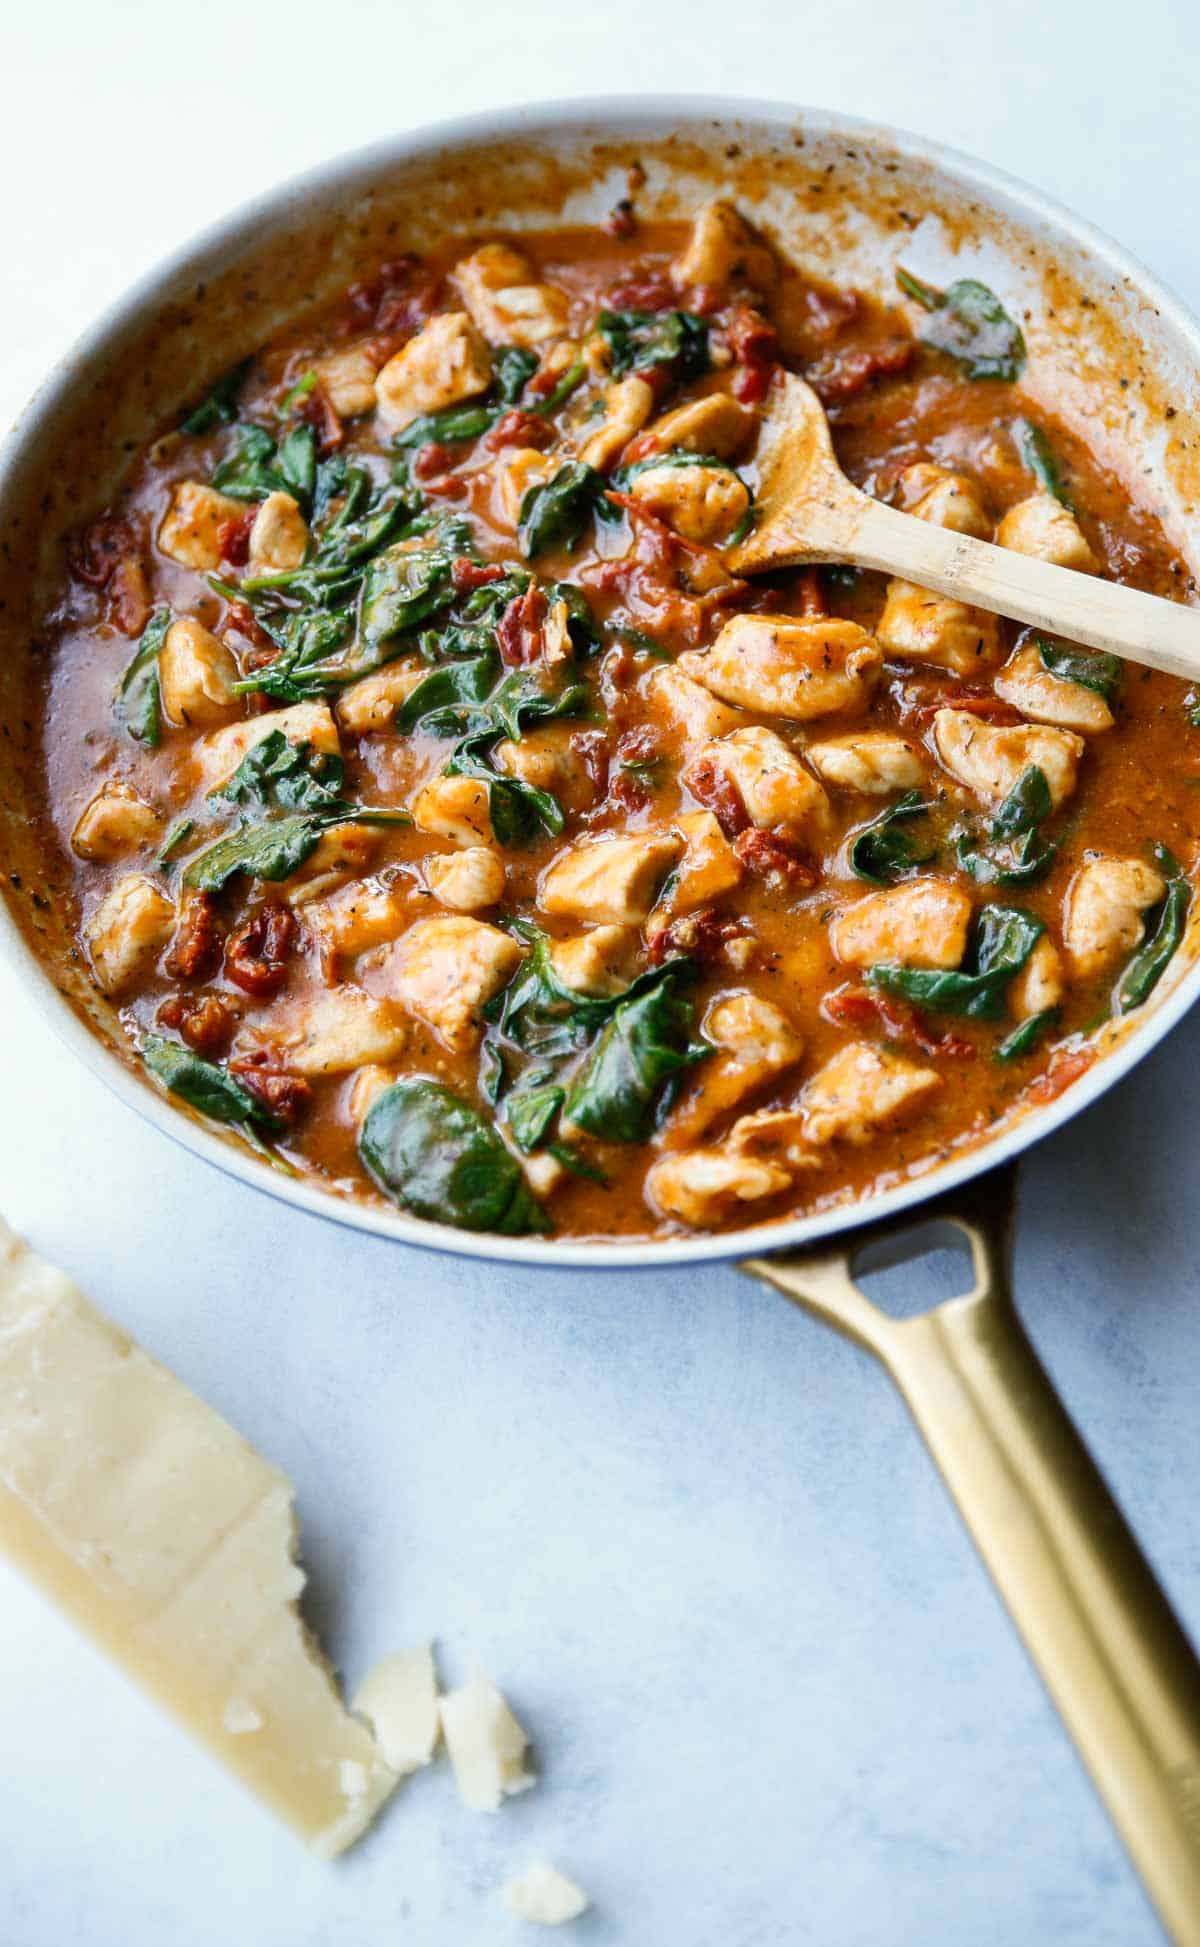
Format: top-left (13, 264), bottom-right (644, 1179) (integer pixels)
top-left (0, 1219), bottom-right (397, 1855)
top-left (352, 1643), bottom-right (440, 1775)
top-left (440, 1669), bottom-right (536, 1811)
top-left (502, 1860), bottom-right (591, 1925)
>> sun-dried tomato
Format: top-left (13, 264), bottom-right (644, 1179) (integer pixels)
top-left (648, 907), bottom-right (748, 968)
top-left (723, 304), bottom-right (779, 405)
top-left (806, 337), bottom-right (915, 405)
top-left (292, 379), bottom-right (344, 455)
top-left (413, 441), bottom-right (457, 482)
top-left (68, 514), bottom-right (139, 589)
top-left (217, 508), bottom-right (257, 567)
top-left (228, 1049), bottom-right (311, 1127)
top-left (604, 198), bottom-right (638, 240)
top-left (497, 583), bottom-right (548, 665)
top-left (903, 683), bottom-right (1024, 729)
top-left (684, 752), bottom-right (748, 838)
top-left (165, 891), bottom-right (223, 982)
top-left (732, 828), bottom-right (820, 889)
top-left (451, 558), bottom-right (507, 593)
top-left (156, 991), bottom-right (237, 1057)
top-left (1024, 1046), bottom-right (1094, 1106)
top-left (483, 408), bottom-right (555, 452)
top-left (604, 269), bottom-right (677, 311)
top-left (824, 984), bottom-right (974, 1059)
top-left (608, 725), bottom-right (665, 811)
top-left (106, 558), bottom-right (151, 638)
top-left (224, 901), bottom-right (296, 999)
top-left (570, 728), bottom-right (610, 797)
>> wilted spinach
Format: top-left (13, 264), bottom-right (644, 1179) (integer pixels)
top-left (213, 730), bottom-right (350, 815)
top-left (563, 969), bottom-right (708, 1143)
top-left (869, 905), bottom-right (1044, 1020)
top-left (996, 1007), bottom-right (1059, 1061)
top-left (1115, 846), bottom-right (1191, 1013)
top-left (142, 1033), bottom-right (284, 1136)
top-left (114, 608), bottom-right (170, 747)
top-left (518, 462), bottom-right (607, 558)
top-left (596, 308), bottom-right (709, 382)
top-left (359, 1077), bottom-right (549, 1234)
top-left (213, 422), bottom-right (318, 511)
top-left (956, 766), bottom-right (1058, 886)
top-left (896, 268), bottom-right (1026, 381)
top-left (1013, 418), bottom-right (1071, 506)
top-left (181, 359), bottom-right (251, 436)
top-left (1035, 635), bottom-right (1121, 699)
top-left (849, 793), bottom-right (938, 885)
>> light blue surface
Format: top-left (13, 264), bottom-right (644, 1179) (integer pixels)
top-left (5, 3), bottom-right (1200, 1939)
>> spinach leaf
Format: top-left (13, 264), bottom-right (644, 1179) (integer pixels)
top-left (1115, 846), bottom-right (1191, 1013)
top-left (896, 268), bottom-right (1026, 381)
top-left (956, 766), bottom-right (1058, 886)
top-left (493, 345), bottom-right (539, 403)
top-left (155, 817), bottom-right (194, 870)
top-left (869, 905), bottom-right (1044, 1020)
top-left (996, 1007), bottom-right (1059, 1061)
top-left (505, 1081), bottom-right (566, 1153)
top-left (142, 1033), bottom-right (283, 1135)
top-left (596, 308), bottom-right (710, 382)
top-left (396, 653), bottom-right (500, 733)
top-left (563, 969), bottom-right (708, 1143)
top-left (392, 402), bottom-right (498, 451)
top-left (114, 608), bottom-right (170, 747)
top-left (519, 462), bottom-right (606, 558)
top-left (181, 359), bottom-right (251, 436)
top-left (485, 926), bottom-right (622, 1062)
top-left (1035, 635), bottom-right (1121, 699)
top-left (213, 730), bottom-right (350, 815)
top-left (213, 424), bottom-right (287, 502)
top-left (276, 424), bottom-right (317, 507)
top-left (358, 538), bottom-right (458, 649)
top-left (1014, 417), bottom-right (1071, 506)
top-left (182, 812), bottom-right (332, 892)
top-left (1185, 687), bottom-right (1200, 729)
top-left (488, 664), bottom-right (590, 741)
top-left (992, 765), bottom-right (1052, 840)
top-left (848, 792), bottom-right (938, 886)
top-left (531, 360), bottom-right (586, 416)
top-left (359, 1077), bottom-right (549, 1234)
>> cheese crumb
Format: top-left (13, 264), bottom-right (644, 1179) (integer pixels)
top-left (439, 1669), bottom-right (535, 1811)
top-left (352, 1643), bottom-right (440, 1775)
top-left (502, 1861), bottom-right (590, 1925)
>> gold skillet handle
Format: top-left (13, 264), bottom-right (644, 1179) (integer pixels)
top-left (743, 1165), bottom-right (1200, 1946)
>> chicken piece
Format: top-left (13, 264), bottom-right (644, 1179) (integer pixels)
top-left (932, 709), bottom-right (1084, 809)
top-left (159, 617), bottom-right (240, 728)
top-left (662, 811), bottom-right (743, 915)
top-left (492, 725), bottom-right (596, 813)
top-left (644, 664), bottom-right (743, 750)
top-left (549, 924), bottom-right (641, 996)
top-left (313, 342), bottom-right (381, 418)
top-left (453, 242), bottom-right (569, 349)
top-left (303, 882), bottom-right (410, 963)
top-left (801, 1041), bottom-right (940, 1146)
top-left (334, 660), bottom-right (426, 735)
top-left (727, 1106), bottom-right (821, 1170)
top-left (627, 460), bottom-right (750, 545)
top-left (264, 987), bottom-right (408, 1077)
top-left (248, 491), bottom-right (309, 572)
top-left (577, 375), bottom-right (655, 471)
top-left (634, 392), bottom-right (757, 462)
top-left (678, 615), bottom-right (882, 721)
top-left (666, 992), bottom-right (805, 1146)
top-left (346, 1063), bottom-right (399, 1125)
top-left (897, 461), bottom-right (991, 539)
top-left (494, 447), bottom-right (555, 530)
top-left (993, 640), bottom-right (1114, 734)
top-left (196, 700), bottom-right (340, 790)
top-left (830, 878), bottom-right (973, 971)
top-left (521, 1150), bottom-right (569, 1199)
top-left (539, 831), bottom-right (682, 925)
top-left (157, 481), bottom-right (246, 571)
top-left (647, 1147), bottom-right (791, 1227)
top-left (806, 731), bottom-right (925, 796)
top-left (997, 493), bottom-right (1096, 572)
top-left (1063, 857), bottom-right (1166, 980)
top-left (693, 727), bottom-right (832, 841)
top-left (83, 874), bottom-right (175, 996)
top-left (279, 824), bottom-right (380, 904)
top-left (373, 311), bottom-right (492, 434)
top-left (875, 580), bottom-right (1002, 677)
top-left (411, 774), bottom-right (495, 848)
top-left (387, 915), bottom-right (524, 1051)
top-left (71, 784), bottom-right (161, 863)
top-left (1009, 934), bottom-right (1065, 1019)
top-left (672, 200), bottom-right (777, 295)
top-left (425, 847), bottom-right (506, 912)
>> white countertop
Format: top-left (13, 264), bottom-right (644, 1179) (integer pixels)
top-left (3, 6), bottom-right (1200, 1941)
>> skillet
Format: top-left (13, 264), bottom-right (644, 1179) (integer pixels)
top-left (1, 99), bottom-right (1199, 1937)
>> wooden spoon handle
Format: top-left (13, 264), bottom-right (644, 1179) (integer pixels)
top-left (816, 491), bottom-right (1200, 683)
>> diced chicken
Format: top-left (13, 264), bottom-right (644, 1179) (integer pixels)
top-left (263, 987), bottom-right (408, 1077)
top-left (644, 664), bottom-right (743, 750)
top-left (897, 461), bottom-right (991, 539)
top-left (453, 242), bottom-right (570, 349)
top-left (411, 774), bottom-right (495, 848)
top-left (373, 311), bottom-right (492, 434)
top-left (313, 342), bottom-right (381, 418)
top-left (157, 481), bottom-right (246, 571)
top-left (71, 784), bottom-right (161, 862)
top-left (672, 200), bottom-right (777, 295)
top-left (1063, 857), bottom-right (1166, 980)
top-left (159, 617), bottom-right (239, 728)
top-left (634, 392), bottom-right (758, 461)
top-left (727, 1106), bottom-right (821, 1170)
top-left (678, 615), bottom-right (882, 721)
top-left (196, 700), bottom-right (340, 790)
top-left (993, 640), bottom-right (1114, 734)
top-left (801, 1041), bottom-right (940, 1146)
top-left (492, 725), bottom-right (596, 812)
top-left (692, 726), bottom-right (831, 840)
top-left (521, 1150), bottom-right (569, 1199)
top-left (539, 831), bottom-right (682, 925)
top-left (549, 924), bottom-right (641, 996)
top-left (932, 709), bottom-right (1084, 809)
top-left (494, 447), bottom-right (555, 529)
top-left (666, 992), bottom-right (805, 1146)
top-left (661, 810), bottom-right (743, 915)
top-left (83, 874), bottom-right (175, 996)
top-left (334, 660), bottom-right (426, 735)
top-left (875, 581), bottom-right (1002, 676)
top-left (248, 491), bottom-right (309, 572)
top-left (279, 823), bottom-right (380, 904)
top-left (346, 1063), bottom-right (399, 1125)
top-left (997, 493), bottom-right (1096, 572)
top-left (387, 915), bottom-right (524, 1051)
top-left (806, 731), bottom-right (925, 796)
top-left (1009, 934), bottom-right (1065, 1019)
top-left (303, 882), bottom-right (410, 963)
top-left (646, 1148), bottom-right (791, 1228)
top-left (830, 878), bottom-right (973, 971)
top-left (577, 375), bottom-right (655, 471)
top-left (425, 846), bottom-right (506, 912)
top-left (628, 460), bottom-right (750, 545)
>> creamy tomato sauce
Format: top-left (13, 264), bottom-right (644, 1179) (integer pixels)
top-left (35, 202), bottom-right (1200, 1240)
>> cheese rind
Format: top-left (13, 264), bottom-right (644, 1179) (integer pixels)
top-left (439, 1668), bottom-right (535, 1811)
top-left (0, 1219), bottom-right (397, 1854)
top-left (352, 1643), bottom-right (440, 1775)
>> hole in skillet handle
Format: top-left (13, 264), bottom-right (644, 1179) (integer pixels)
top-left (852, 1219), bottom-right (978, 1319)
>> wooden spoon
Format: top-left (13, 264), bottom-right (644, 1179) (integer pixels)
top-left (728, 374), bottom-right (1200, 682)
